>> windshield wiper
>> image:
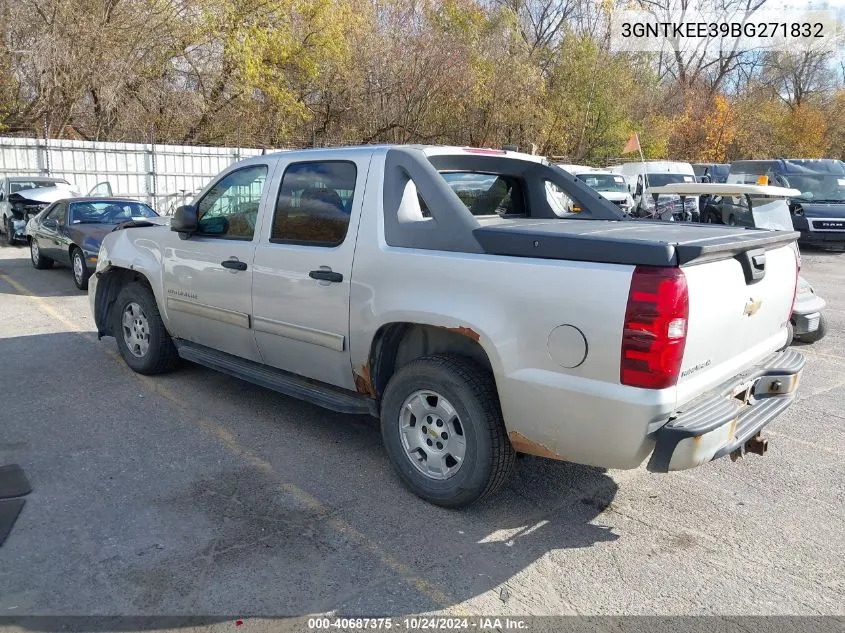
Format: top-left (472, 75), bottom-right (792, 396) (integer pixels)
top-left (809, 199), bottom-right (845, 204)
top-left (73, 219), bottom-right (108, 224)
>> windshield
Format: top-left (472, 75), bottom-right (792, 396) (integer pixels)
top-left (69, 201), bottom-right (158, 225)
top-left (10, 179), bottom-right (70, 194)
top-left (784, 174), bottom-right (845, 203)
top-left (645, 173), bottom-right (695, 187)
top-left (575, 173), bottom-right (627, 193)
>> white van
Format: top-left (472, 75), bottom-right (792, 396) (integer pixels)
top-left (609, 161), bottom-right (698, 219)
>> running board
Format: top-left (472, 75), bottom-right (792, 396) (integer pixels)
top-left (175, 340), bottom-right (376, 416)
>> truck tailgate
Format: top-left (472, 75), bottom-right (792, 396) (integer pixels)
top-left (675, 243), bottom-right (798, 406)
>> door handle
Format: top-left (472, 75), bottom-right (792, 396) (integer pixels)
top-left (221, 259), bottom-right (248, 271)
top-left (309, 269), bottom-right (343, 283)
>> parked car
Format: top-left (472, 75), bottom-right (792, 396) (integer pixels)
top-left (649, 182), bottom-right (828, 345)
top-left (90, 145), bottom-right (803, 507)
top-left (572, 169), bottom-right (635, 214)
top-left (27, 197), bottom-right (161, 290)
top-left (608, 161), bottom-right (699, 220)
top-left (692, 163), bottom-right (729, 184)
top-left (0, 176), bottom-right (80, 244)
top-left (727, 159), bottom-right (845, 249)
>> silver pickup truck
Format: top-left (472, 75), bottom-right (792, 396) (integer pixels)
top-left (89, 146), bottom-right (805, 507)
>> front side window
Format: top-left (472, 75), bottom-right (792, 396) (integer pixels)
top-left (69, 201), bottom-right (157, 225)
top-left (271, 161), bottom-right (357, 246)
top-left (197, 165), bottom-right (268, 239)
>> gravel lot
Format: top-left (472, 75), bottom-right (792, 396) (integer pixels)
top-left (0, 243), bottom-right (843, 628)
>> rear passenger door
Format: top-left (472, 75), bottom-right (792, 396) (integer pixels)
top-left (252, 154), bottom-right (370, 390)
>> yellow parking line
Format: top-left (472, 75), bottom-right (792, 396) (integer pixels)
top-left (1, 270), bottom-right (458, 611)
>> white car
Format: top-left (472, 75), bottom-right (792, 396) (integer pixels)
top-left (0, 177), bottom-right (80, 244)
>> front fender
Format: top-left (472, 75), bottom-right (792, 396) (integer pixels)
top-left (92, 229), bottom-right (168, 335)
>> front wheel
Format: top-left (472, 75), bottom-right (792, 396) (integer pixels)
top-left (380, 354), bottom-right (515, 508)
top-left (5, 219), bottom-right (16, 245)
top-left (112, 282), bottom-right (179, 374)
top-left (30, 238), bottom-right (53, 269)
top-left (71, 247), bottom-right (91, 290)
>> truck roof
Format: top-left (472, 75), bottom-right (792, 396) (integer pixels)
top-left (257, 144), bottom-right (546, 165)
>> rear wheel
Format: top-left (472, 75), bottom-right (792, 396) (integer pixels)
top-left (71, 247), bottom-right (91, 291)
top-left (380, 354), bottom-right (515, 508)
top-left (30, 238), bottom-right (53, 269)
top-left (5, 219), bottom-right (15, 245)
top-left (112, 282), bottom-right (179, 374)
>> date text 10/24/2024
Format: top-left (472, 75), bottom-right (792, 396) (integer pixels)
top-left (307, 617), bottom-right (529, 630)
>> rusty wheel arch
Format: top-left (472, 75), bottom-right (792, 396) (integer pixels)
top-left (354, 322), bottom-right (494, 402)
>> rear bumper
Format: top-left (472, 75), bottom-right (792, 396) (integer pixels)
top-left (648, 348), bottom-right (805, 472)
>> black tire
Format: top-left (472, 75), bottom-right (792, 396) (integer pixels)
top-left (728, 214), bottom-right (736, 226)
top-left (796, 313), bottom-right (828, 344)
top-left (30, 238), bottom-right (53, 269)
top-left (112, 281), bottom-right (179, 374)
top-left (5, 219), bottom-right (16, 245)
top-left (380, 354), bottom-right (515, 508)
top-left (71, 247), bottom-right (91, 291)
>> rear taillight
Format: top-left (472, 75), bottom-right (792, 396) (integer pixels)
top-left (621, 266), bottom-right (689, 389)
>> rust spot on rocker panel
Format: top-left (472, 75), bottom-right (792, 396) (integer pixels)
top-left (353, 363), bottom-right (377, 398)
top-left (508, 432), bottom-right (566, 460)
top-left (441, 326), bottom-right (481, 343)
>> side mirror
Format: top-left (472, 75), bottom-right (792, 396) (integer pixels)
top-left (42, 218), bottom-right (58, 229)
top-left (171, 204), bottom-right (198, 237)
top-left (799, 191), bottom-right (814, 201)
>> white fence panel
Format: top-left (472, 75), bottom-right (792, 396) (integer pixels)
top-left (0, 137), bottom-right (282, 213)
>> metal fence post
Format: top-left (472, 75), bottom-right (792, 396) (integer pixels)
top-left (147, 125), bottom-right (158, 208)
top-left (41, 117), bottom-right (51, 176)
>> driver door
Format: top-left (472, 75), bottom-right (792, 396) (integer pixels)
top-left (162, 162), bottom-right (274, 362)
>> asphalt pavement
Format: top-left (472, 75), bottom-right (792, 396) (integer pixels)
top-left (0, 243), bottom-right (843, 628)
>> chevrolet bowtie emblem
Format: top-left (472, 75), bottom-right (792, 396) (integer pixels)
top-left (744, 298), bottom-right (762, 317)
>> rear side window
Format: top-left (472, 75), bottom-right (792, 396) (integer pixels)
top-left (439, 172), bottom-right (526, 217)
top-left (271, 161), bottom-right (357, 246)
